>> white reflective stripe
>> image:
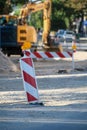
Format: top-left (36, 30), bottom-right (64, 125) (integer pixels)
top-left (62, 52), bottom-right (71, 58)
top-left (24, 81), bottom-right (39, 99)
top-left (39, 52), bottom-right (49, 58)
top-left (50, 52), bottom-right (60, 58)
top-left (20, 59), bottom-right (34, 78)
top-left (31, 53), bottom-right (37, 58)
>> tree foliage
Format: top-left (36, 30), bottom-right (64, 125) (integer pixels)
top-left (0, 0), bottom-right (87, 30)
top-left (11, 0), bottom-right (29, 5)
top-left (64, 0), bottom-right (87, 11)
top-left (0, 0), bottom-right (12, 14)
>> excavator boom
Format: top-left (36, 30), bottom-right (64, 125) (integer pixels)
top-left (19, 0), bottom-right (52, 45)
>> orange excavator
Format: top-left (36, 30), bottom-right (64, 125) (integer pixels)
top-left (0, 0), bottom-right (62, 56)
top-left (18, 0), bottom-right (62, 51)
top-left (18, 0), bottom-right (52, 50)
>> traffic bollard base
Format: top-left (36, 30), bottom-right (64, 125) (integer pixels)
top-left (29, 102), bottom-right (44, 106)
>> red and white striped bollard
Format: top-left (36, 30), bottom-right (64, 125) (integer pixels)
top-left (20, 50), bottom-right (43, 105)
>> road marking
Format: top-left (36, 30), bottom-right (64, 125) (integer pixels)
top-left (37, 73), bottom-right (87, 79)
top-left (0, 73), bottom-right (87, 80)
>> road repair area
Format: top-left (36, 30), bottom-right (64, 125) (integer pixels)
top-left (0, 50), bottom-right (87, 130)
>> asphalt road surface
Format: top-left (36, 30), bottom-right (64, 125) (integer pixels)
top-left (0, 72), bottom-right (87, 130)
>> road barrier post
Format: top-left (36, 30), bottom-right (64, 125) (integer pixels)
top-left (20, 50), bottom-right (43, 105)
top-left (72, 51), bottom-right (75, 71)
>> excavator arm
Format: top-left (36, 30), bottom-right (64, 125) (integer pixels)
top-left (19, 0), bottom-right (52, 45)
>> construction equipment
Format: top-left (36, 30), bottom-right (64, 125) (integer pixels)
top-left (18, 0), bottom-right (52, 50)
top-left (0, 0), bottom-right (62, 56)
top-left (0, 14), bottom-right (37, 56)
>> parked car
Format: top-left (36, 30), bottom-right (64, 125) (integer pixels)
top-left (56, 30), bottom-right (76, 42)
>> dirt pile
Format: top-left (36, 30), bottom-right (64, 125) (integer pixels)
top-left (0, 51), bottom-right (19, 73)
